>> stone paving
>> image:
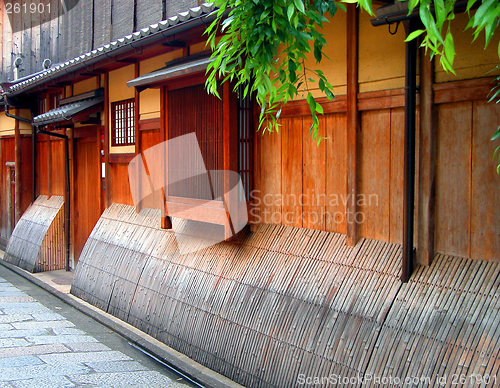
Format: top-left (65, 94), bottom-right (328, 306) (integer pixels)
top-left (0, 274), bottom-right (190, 388)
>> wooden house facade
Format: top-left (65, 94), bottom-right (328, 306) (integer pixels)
top-left (0, 1), bottom-right (500, 387)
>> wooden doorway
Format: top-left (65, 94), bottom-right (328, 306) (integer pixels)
top-left (73, 133), bottom-right (102, 262)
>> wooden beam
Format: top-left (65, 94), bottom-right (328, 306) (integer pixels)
top-left (69, 127), bottom-right (75, 267)
top-left (134, 62), bottom-right (141, 214)
top-left (47, 93), bottom-right (52, 199)
top-left (14, 109), bottom-right (21, 225)
top-left (346, 4), bottom-right (359, 247)
top-left (139, 118), bottom-right (161, 131)
top-left (160, 85), bottom-right (172, 229)
top-left (417, 48), bottom-right (437, 266)
top-left (104, 71), bottom-right (111, 208)
top-left (223, 82), bottom-right (239, 241)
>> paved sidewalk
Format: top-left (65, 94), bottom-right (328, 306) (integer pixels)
top-left (0, 266), bottom-right (194, 388)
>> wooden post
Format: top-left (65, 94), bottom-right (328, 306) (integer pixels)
top-left (134, 63), bottom-right (142, 213)
top-left (47, 96), bottom-right (52, 199)
top-left (417, 47), bottom-right (436, 266)
top-left (160, 85), bottom-right (172, 229)
top-left (69, 127), bottom-right (75, 267)
top-left (223, 82), bottom-right (239, 241)
top-left (346, 4), bottom-right (359, 247)
top-left (14, 108), bottom-right (21, 225)
top-left (104, 72), bottom-right (111, 208)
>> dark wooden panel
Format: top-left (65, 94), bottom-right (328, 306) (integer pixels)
top-left (358, 109), bottom-right (391, 241)
top-left (389, 108), bottom-right (404, 244)
top-left (0, 138), bottom-right (15, 240)
top-left (325, 113), bottom-right (347, 234)
top-left (136, 0), bottom-right (163, 30)
top-left (74, 137), bottom-right (101, 262)
top-left (260, 130), bottom-right (281, 224)
top-left (471, 101), bottom-right (500, 261)
top-left (50, 139), bottom-right (65, 196)
top-left (110, 162), bottom-right (134, 206)
top-left (303, 116), bottom-right (326, 230)
top-left (168, 84), bottom-right (223, 200)
top-left (36, 140), bottom-right (48, 196)
top-left (435, 102), bottom-right (472, 258)
top-left (140, 128), bottom-right (161, 153)
top-left (19, 137), bottom-right (33, 216)
top-left (281, 117), bottom-right (302, 228)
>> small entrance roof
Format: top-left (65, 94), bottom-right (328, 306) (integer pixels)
top-left (33, 89), bottom-right (104, 126)
top-left (127, 56), bottom-right (213, 90)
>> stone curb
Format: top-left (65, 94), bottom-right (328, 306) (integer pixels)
top-left (0, 258), bottom-right (245, 388)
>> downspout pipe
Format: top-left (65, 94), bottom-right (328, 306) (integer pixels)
top-left (37, 128), bottom-right (71, 272)
top-left (401, 20), bottom-right (418, 283)
top-left (5, 103), bottom-right (32, 123)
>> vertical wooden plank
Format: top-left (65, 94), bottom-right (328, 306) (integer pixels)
top-left (358, 110), bottom-right (391, 241)
top-left (31, 2), bottom-right (40, 73)
top-left (104, 71), bottom-right (111, 208)
top-left (160, 85), bottom-right (172, 229)
top-left (435, 102), bottom-right (472, 258)
top-left (281, 117), bottom-right (303, 228)
top-left (326, 113), bottom-right (348, 234)
top-left (303, 116), bottom-right (326, 230)
top-left (134, 63), bottom-right (141, 213)
top-left (69, 128), bottom-right (75, 266)
top-left (14, 109), bottom-right (21, 224)
top-left (471, 101), bottom-right (500, 261)
top-left (389, 108), bottom-right (404, 244)
top-left (346, 3), bottom-right (359, 246)
top-left (50, 0), bottom-right (60, 63)
top-left (260, 130), bottom-right (282, 225)
top-left (47, 97), bottom-right (52, 198)
top-left (223, 82), bottom-right (239, 240)
top-left (417, 51), bottom-right (436, 265)
top-left (3, 5), bottom-right (13, 80)
top-left (21, 6), bottom-right (32, 75)
top-left (250, 103), bottom-right (262, 230)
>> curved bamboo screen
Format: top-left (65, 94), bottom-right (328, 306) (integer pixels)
top-left (72, 203), bottom-right (500, 387)
top-left (3, 195), bottom-right (65, 273)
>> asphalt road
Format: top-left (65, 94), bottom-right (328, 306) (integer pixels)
top-left (0, 265), bottom-right (200, 388)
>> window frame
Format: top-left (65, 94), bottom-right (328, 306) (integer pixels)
top-left (111, 98), bottom-right (136, 147)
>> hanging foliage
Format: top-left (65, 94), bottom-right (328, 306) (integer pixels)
top-left (206, 0), bottom-right (500, 168)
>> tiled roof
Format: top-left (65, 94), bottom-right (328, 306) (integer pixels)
top-left (6, 3), bottom-right (216, 94)
top-left (33, 97), bottom-right (104, 125)
top-left (127, 56), bottom-right (213, 88)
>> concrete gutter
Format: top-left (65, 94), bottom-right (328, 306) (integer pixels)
top-left (0, 254), bottom-right (245, 388)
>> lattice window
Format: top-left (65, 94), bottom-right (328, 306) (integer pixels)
top-left (238, 85), bottom-right (253, 202)
top-left (111, 99), bottom-right (135, 146)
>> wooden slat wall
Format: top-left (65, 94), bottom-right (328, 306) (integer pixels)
top-left (19, 137), bottom-right (33, 216)
top-left (109, 163), bottom-right (134, 206)
top-left (435, 100), bottom-right (500, 261)
top-left (35, 137), bottom-right (65, 197)
top-left (0, 137), bottom-right (32, 242)
top-left (71, 203), bottom-right (500, 388)
top-left (0, 137), bottom-right (15, 241)
top-left (50, 139), bottom-right (65, 196)
top-left (256, 81), bottom-right (499, 262)
top-left (168, 84), bottom-right (224, 200)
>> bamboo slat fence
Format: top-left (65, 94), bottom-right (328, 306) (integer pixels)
top-left (71, 203), bottom-right (500, 388)
top-left (3, 195), bottom-right (65, 272)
